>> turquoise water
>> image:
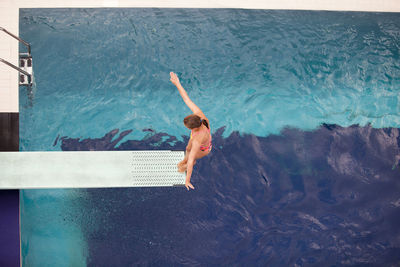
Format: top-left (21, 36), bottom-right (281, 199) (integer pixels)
top-left (19, 9), bottom-right (400, 151)
top-left (20, 190), bottom-right (88, 266)
top-left (19, 9), bottom-right (400, 266)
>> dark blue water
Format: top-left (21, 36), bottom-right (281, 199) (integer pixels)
top-left (57, 125), bottom-right (400, 266)
top-left (19, 8), bottom-right (400, 266)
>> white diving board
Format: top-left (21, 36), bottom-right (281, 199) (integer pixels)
top-left (0, 150), bottom-right (186, 189)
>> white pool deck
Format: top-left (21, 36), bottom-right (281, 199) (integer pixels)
top-left (0, 0), bottom-right (399, 113)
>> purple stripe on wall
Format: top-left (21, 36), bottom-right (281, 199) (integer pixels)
top-left (0, 190), bottom-right (20, 267)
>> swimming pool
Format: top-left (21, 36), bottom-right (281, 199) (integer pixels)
top-left (19, 8), bottom-right (400, 266)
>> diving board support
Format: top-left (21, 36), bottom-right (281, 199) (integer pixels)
top-left (0, 151), bottom-right (185, 189)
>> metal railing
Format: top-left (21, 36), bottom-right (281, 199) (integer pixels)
top-left (0, 58), bottom-right (31, 77)
top-left (0, 26), bottom-right (31, 55)
top-left (0, 27), bottom-right (33, 85)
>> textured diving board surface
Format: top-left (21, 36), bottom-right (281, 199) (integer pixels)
top-left (0, 151), bottom-right (185, 189)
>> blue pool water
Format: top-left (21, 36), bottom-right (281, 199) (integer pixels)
top-left (19, 8), bottom-right (400, 266)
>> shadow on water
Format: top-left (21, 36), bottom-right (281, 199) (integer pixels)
top-left (58, 124), bottom-right (400, 266)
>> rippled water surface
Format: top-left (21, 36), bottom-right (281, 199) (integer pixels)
top-left (19, 9), bottom-right (400, 266)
